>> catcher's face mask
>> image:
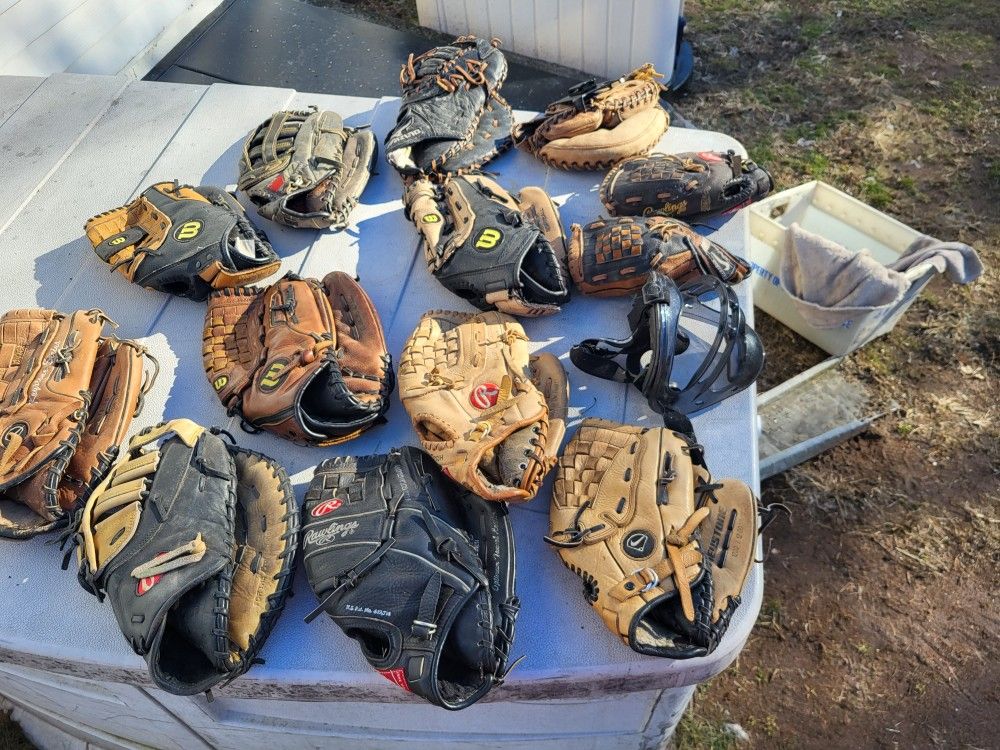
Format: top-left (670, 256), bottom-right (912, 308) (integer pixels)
top-left (570, 271), bottom-right (764, 426)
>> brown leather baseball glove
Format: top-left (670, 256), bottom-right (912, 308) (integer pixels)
top-left (600, 150), bottom-right (774, 221)
top-left (568, 215), bottom-right (750, 297)
top-left (0, 308), bottom-right (157, 538)
top-left (398, 310), bottom-right (567, 502)
top-left (203, 272), bottom-right (394, 446)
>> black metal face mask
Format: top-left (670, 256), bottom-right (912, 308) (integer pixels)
top-left (570, 271), bottom-right (765, 431)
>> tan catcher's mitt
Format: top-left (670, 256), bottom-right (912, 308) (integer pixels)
top-left (203, 272), bottom-right (393, 445)
top-left (513, 64), bottom-right (669, 170)
top-left (548, 419), bottom-right (759, 659)
top-left (0, 308), bottom-right (157, 539)
top-left (399, 311), bottom-right (567, 502)
top-left (71, 419), bottom-right (299, 695)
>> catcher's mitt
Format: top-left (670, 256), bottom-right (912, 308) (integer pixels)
top-left (302, 447), bottom-right (518, 710)
top-left (568, 215), bottom-right (750, 297)
top-left (238, 107), bottom-right (377, 230)
top-left (570, 272), bottom-right (764, 419)
top-left (398, 310), bottom-right (567, 502)
top-left (513, 64), bottom-right (669, 170)
top-left (548, 419), bottom-right (758, 659)
top-left (403, 173), bottom-right (570, 316)
top-left (203, 272), bottom-right (394, 446)
top-left (71, 419), bottom-right (299, 695)
top-left (86, 181), bottom-right (279, 301)
top-left (385, 36), bottom-right (512, 176)
top-left (600, 150), bottom-right (774, 221)
top-left (0, 308), bottom-right (157, 539)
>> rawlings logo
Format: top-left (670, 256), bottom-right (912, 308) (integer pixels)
top-left (310, 498), bottom-right (343, 517)
top-left (173, 220), bottom-right (202, 242)
top-left (469, 382), bottom-right (500, 409)
top-left (304, 520), bottom-right (360, 547)
top-left (136, 575), bottom-right (161, 596)
top-left (474, 227), bottom-right (503, 250)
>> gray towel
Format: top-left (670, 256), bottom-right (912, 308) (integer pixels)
top-left (780, 223), bottom-right (910, 330)
top-left (889, 235), bottom-right (983, 283)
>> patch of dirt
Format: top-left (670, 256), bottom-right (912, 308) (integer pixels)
top-left (674, 0), bottom-right (1000, 747)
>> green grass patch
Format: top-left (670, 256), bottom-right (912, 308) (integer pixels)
top-left (674, 712), bottom-right (738, 750)
top-left (861, 174), bottom-right (894, 209)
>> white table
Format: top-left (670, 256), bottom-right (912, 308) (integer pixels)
top-left (0, 74), bottom-right (761, 750)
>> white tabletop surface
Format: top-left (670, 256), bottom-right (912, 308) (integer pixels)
top-left (0, 74), bottom-right (761, 701)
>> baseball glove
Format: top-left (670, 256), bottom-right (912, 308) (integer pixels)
top-left (385, 36), bottom-right (512, 176)
top-left (568, 215), bottom-right (750, 297)
top-left (398, 310), bottom-right (567, 502)
top-left (86, 181), bottom-right (279, 302)
top-left (238, 107), bottom-right (377, 229)
top-left (513, 64), bottom-right (669, 170)
top-left (71, 419), bottom-right (299, 695)
top-left (302, 447), bottom-right (518, 710)
top-left (203, 272), bottom-right (394, 446)
top-left (548, 419), bottom-right (758, 659)
top-left (600, 150), bottom-right (774, 221)
top-left (403, 172), bottom-right (570, 316)
top-left (0, 308), bottom-right (157, 539)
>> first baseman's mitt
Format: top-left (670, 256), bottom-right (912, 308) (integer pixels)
top-left (568, 215), bottom-right (750, 297)
top-left (86, 181), bottom-right (279, 301)
top-left (600, 150), bottom-right (774, 221)
top-left (71, 419), bottom-right (299, 695)
top-left (548, 419), bottom-right (758, 659)
top-left (513, 64), bottom-right (669, 170)
top-left (0, 308), bottom-right (157, 539)
top-left (404, 172), bottom-right (570, 316)
top-left (238, 107), bottom-right (377, 229)
top-left (398, 310), bottom-right (567, 502)
top-left (203, 272), bottom-right (393, 445)
top-left (302, 447), bottom-right (518, 710)
top-left (385, 36), bottom-right (512, 176)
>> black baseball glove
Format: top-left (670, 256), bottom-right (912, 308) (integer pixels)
top-left (385, 36), bottom-right (512, 176)
top-left (302, 447), bottom-right (519, 710)
top-left (86, 181), bottom-right (279, 301)
top-left (403, 172), bottom-right (570, 316)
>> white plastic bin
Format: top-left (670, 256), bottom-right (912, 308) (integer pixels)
top-left (747, 181), bottom-right (939, 356)
top-left (415, 0), bottom-right (683, 79)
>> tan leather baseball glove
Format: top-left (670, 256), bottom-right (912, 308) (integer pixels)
top-left (548, 419), bottom-right (759, 658)
top-left (513, 64), bottom-right (670, 170)
top-left (398, 310), bottom-right (567, 502)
